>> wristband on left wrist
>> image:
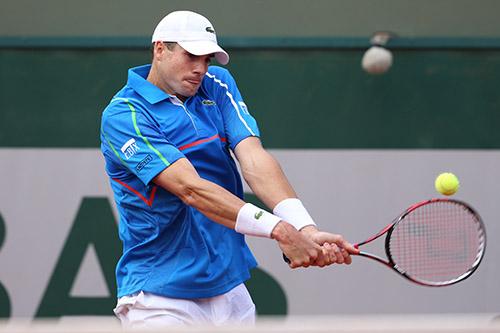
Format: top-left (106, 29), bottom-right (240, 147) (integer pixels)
top-left (235, 203), bottom-right (281, 238)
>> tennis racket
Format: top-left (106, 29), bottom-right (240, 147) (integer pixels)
top-left (284, 198), bottom-right (486, 287)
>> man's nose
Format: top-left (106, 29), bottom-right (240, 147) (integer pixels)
top-left (193, 59), bottom-right (208, 74)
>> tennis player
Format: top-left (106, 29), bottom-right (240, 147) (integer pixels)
top-left (100, 10), bottom-right (358, 328)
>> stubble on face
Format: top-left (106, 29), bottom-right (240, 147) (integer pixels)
top-left (148, 42), bottom-right (212, 100)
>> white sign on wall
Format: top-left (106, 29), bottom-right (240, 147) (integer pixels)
top-left (0, 149), bottom-right (499, 318)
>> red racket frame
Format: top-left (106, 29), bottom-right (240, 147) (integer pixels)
top-left (354, 198), bottom-right (486, 287)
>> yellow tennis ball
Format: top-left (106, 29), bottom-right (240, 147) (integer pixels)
top-left (435, 172), bottom-right (460, 196)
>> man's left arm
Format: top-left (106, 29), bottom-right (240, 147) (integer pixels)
top-left (234, 136), bottom-right (359, 266)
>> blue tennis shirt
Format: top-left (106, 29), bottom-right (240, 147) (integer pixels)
top-left (100, 64), bottom-right (259, 299)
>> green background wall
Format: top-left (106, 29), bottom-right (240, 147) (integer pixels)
top-left (2, 0), bottom-right (500, 149)
top-left (1, 48), bottom-right (500, 148)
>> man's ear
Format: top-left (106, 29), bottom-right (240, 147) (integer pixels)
top-left (153, 41), bottom-right (166, 61)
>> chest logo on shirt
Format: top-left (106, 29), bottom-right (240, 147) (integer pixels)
top-left (202, 99), bottom-right (216, 106)
top-left (121, 138), bottom-right (140, 160)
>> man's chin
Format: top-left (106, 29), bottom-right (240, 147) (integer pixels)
top-left (180, 87), bottom-right (200, 98)
top-left (176, 90), bottom-right (198, 101)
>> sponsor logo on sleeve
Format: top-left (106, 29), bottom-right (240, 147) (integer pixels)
top-left (121, 138), bottom-right (140, 160)
top-left (136, 154), bottom-right (153, 172)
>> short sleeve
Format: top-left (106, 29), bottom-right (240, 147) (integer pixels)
top-left (204, 67), bottom-right (260, 150)
top-left (101, 98), bottom-right (185, 185)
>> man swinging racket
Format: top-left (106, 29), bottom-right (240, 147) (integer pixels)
top-left (100, 10), bottom-right (358, 328)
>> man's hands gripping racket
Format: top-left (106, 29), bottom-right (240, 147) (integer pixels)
top-left (284, 198), bottom-right (486, 287)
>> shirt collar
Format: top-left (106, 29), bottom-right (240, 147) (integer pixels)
top-left (127, 64), bottom-right (172, 104)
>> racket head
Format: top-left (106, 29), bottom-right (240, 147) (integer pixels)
top-left (385, 198), bottom-right (486, 287)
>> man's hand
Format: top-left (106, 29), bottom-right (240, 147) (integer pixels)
top-left (271, 221), bottom-right (326, 269)
top-left (300, 226), bottom-right (360, 267)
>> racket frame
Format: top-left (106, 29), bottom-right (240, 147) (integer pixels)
top-left (355, 198), bottom-right (487, 287)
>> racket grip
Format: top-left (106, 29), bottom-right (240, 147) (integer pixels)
top-left (282, 253), bottom-right (290, 264)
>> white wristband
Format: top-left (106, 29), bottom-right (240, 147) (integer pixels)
top-left (273, 198), bottom-right (316, 231)
top-left (235, 203), bottom-right (281, 238)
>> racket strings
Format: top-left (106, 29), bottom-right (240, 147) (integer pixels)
top-left (388, 201), bottom-right (485, 284)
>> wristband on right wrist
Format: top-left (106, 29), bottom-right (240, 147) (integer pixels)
top-left (273, 198), bottom-right (316, 231)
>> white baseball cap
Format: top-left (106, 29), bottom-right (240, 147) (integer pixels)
top-left (151, 11), bottom-right (229, 65)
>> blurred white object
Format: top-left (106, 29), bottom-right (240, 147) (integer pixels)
top-left (362, 45), bottom-right (393, 74)
top-left (362, 31), bottom-right (396, 75)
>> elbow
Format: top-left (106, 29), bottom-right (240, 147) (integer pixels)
top-left (239, 158), bottom-right (261, 184)
top-left (152, 158), bottom-right (204, 206)
top-left (241, 169), bottom-right (258, 187)
top-left (174, 181), bottom-right (200, 207)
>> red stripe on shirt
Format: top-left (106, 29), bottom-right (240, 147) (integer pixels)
top-left (112, 178), bottom-right (158, 207)
top-left (178, 134), bottom-right (226, 151)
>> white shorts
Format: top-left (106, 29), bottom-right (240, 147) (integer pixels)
top-left (113, 283), bottom-right (256, 328)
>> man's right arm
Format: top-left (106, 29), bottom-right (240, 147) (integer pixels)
top-left (152, 157), bottom-right (325, 268)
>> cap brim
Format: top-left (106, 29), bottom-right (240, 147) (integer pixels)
top-left (178, 40), bottom-right (229, 65)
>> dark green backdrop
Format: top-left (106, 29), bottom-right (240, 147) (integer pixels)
top-left (1, 47), bottom-right (499, 148)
